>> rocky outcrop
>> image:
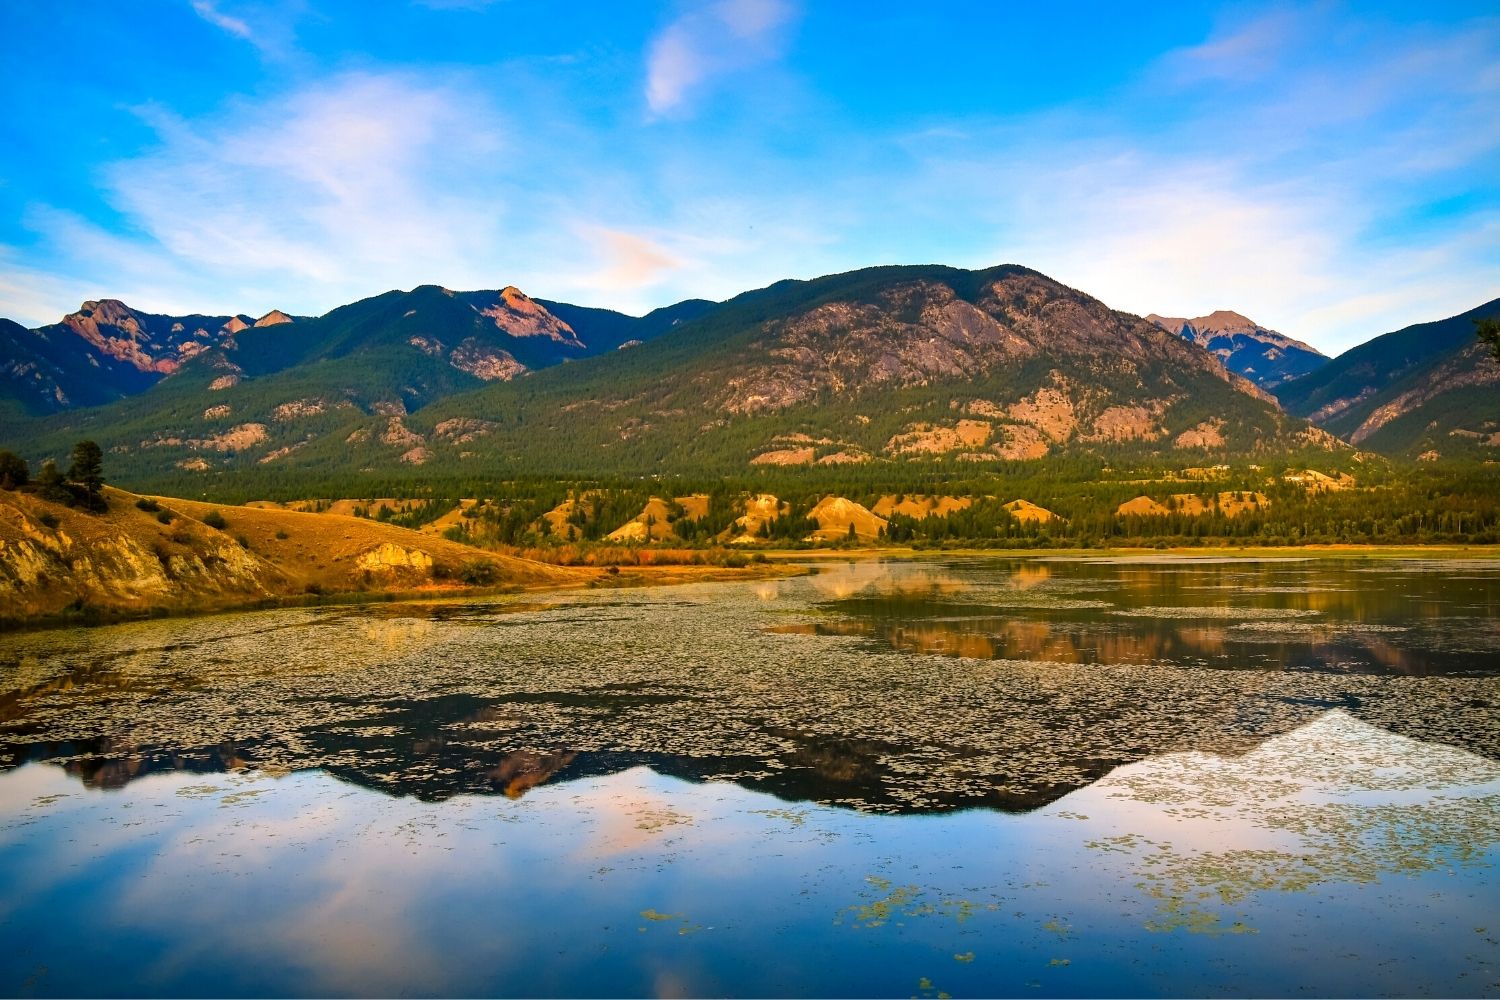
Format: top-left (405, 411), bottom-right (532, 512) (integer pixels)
top-left (991, 423), bottom-right (1050, 460)
top-left (1347, 345), bottom-right (1500, 445)
top-left (354, 542), bottom-right (434, 579)
top-left (477, 286), bottom-right (583, 345)
top-left (272, 398), bottom-right (331, 421)
top-left (750, 447), bottom-right (815, 466)
top-left (716, 282), bottom-right (1036, 416)
top-left (449, 339), bottom-right (527, 381)
top-left (885, 419), bottom-right (993, 455)
top-left (1174, 418), bottom-right (1227, 449)
top-left (804, 496), bottom-right (887, 542)
top-left (433, 418), bottom-right (496, 443)
top-left (253, 310), bottom-right (294, 327)
top-left (1086, 405), bottom-right (1165, 442)
top-left (60, 299), bottom-right (199, 375)
top-left (380, 417), bottom-right (424, 449)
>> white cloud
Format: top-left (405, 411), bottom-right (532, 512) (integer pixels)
top-left (0, 248), bottom-right (94, 328)
top-left (645, 0), bottom-right (795, 116)
top-left (23, 73), bottom-right (515, 317)
top-left (991, 161), bottom-right (1498, 354)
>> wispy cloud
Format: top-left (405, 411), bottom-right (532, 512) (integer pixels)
top-left (1163, 8), bottom-right (1303, 82)
top-left (579, 228), bottom-right (683, 290)
top-left (18, 73), bottom-right (515, 317)
top-left (645, 0), bottom-right (795, 116)
top-left (187, 0), bottom-right (304, 59)
top-left (190, 0), bottom-right (254, 41)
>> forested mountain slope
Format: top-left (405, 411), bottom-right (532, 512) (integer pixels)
top-left (1274, 298), bottom-right (1500, 459)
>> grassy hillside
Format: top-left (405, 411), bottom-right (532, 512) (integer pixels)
top-left (0, 485), bottom-right (580, 625)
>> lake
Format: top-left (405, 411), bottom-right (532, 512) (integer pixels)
top-left (0, 555), bottom-right (1497, 997)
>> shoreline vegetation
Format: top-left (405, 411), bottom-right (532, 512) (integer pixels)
top-left (0, 445), bottom-right (1495, 631)
top-left (6, 544), bottom-right (1496, 634)
top-left (1, 476), bottom-right (1494, 632)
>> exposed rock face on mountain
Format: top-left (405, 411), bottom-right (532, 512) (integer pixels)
top-left (467, 286), bottom-right (583, 345)
top-left (0, 301), bottom-right (256, 413)
top-left (253, 310), bottom-right (294, 328)
top-left (1274, 297), bottom-right (1500, 459)
top-left (1147, 310), bottom-right (1326, 388)
top-left (712, 277), bottom-right (1274, 420)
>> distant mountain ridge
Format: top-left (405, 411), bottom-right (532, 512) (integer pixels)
top-left (0, 287), bottom-right (716, 418)
top-left (0, 300), bottom-right (271, 413)
top-left (1146, 309), bottom-right (1326, 388)
top-left (1273, 297), bottom-right (1500, 459)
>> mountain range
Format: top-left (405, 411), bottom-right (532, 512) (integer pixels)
top-left (0, 264), bottom-right (1495, 492)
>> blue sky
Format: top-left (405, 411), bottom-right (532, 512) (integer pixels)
top-left (1, 1), bottom-right (1496, 354)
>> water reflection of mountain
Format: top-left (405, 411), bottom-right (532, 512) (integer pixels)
top-left (1, 557), bottom-right (1496, 813)
top-left (0, 713), bottom-right (1106, 813)
top-left (0, 691), bottom-right (1482, 816)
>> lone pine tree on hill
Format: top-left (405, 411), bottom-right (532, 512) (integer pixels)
top-left (67, 439), bottom-right (105, 510)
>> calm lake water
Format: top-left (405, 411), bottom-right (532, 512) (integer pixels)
top-left (0, 555), bottom-right (1497, 997)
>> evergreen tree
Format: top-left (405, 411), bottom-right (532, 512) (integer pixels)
top-left (0, 450), bottom-right (28, 490)
top-left (1477, 316), bottom-right (1500, 363)
top-left (36, 460), bottom-right (71, 505)
top-left (68, 440), bottom-right (105, 510)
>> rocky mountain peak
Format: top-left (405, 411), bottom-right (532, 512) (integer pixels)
top-left (1147, 308), bottom-right (1327, 389)
top-left (1187, 310), bottom-right (1260, 336)
top-left (68, 298), bottom-right (143, 336)
top-left (477, 286), bottom-right (581, 345)
top-left (253, 310), bottom-right (294, 328)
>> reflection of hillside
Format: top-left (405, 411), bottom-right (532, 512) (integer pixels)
top-left (777, 615), bottom-right (1252, 667)
top-left (1079, 711), bottom-right (1500, 933)
top-left (489, 750), bottom-right (577, 798)
top-left (803, 561), bottom-right (966, 600)
top-left (816, 587), bottom-right (1481, 676)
